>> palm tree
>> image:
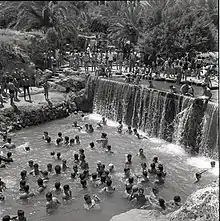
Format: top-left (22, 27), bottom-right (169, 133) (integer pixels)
top-left (14, 1), bottom-right (68, 32)
top-left (107, 2), bottom-right (145, 45)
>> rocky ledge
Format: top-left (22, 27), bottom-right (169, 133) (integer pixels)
top-left (110, 180), bottom-right (219, 221)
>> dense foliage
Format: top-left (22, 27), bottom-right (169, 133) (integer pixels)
top-left (0, 0), bottom-right (218, 57)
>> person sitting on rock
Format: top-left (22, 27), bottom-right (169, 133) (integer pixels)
top-left (1, 138), bottom-right (16, 149)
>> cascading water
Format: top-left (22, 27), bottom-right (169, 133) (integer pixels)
top-left (87, 76), bottom-right (218, 159)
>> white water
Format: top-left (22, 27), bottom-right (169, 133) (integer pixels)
top-left (88, 113), bottom-right (219, 177)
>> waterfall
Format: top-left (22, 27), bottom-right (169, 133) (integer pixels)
top-left (88, 76), bottom-right (218, 159)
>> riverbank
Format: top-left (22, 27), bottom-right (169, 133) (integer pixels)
top-left (0, 91), bottom-right (76, 132)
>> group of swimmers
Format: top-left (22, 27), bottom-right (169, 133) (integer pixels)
top-left (0, 113), bottom-right (216, 219)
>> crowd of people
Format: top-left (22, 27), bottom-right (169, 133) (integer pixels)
top-left (0, 112), bottom-right (216, 220)
top-left (0, 66), bottom-right (50, 108)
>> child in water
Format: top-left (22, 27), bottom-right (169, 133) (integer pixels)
top-left (117, 121), bottom-right (123, 133)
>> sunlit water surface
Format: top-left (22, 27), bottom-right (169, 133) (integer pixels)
top-left (0, 113), bottom-right (218, 221)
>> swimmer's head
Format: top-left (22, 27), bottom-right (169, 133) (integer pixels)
top-left (56, 138), bottom-right (62, 145)
top-left (44, 132), bottom-right (48, 136)
top-left (46, 192), bottom-right (53, 201)
top-left (55, 182), bottom-right (61, 189)
top-left (62, 159), bottom-right (67, 164)
top-left (89, 142), bottom-right (94, 148)
top-left (174, 195), bottom-right (181, 203)
top-left (7, 152), bottom-right (12, 158)
top-left (141, 162), bottom-right (147, 169)
top-left (20, 170), bottom-right (27, 178)
top-left (128, 126), bottom-right (132, 130)
top-left (57, 152), bottom-right (61, 158)
top-left (128, 177), bottom-right (134, 184)
top-left (109, 163), bottom-right (114, 170)
top-left (101, 133), bottom-right (107, 138)
top-left (17, 210), bottom-right (25, 219)
top-left (74, 153), bottom-right (79, 160)
top-left (92, 172), bottom-right (97, 180)
top-left (97, 161), bottom-right (102, 166)
top-left (107, 145), bottom-right (111, 150)
top-left (2, 215), bottom-right (11, 221)
top-left (25, 146), bottom-right (30, 151)
top-left (47, 163), bottom-right (53, 171)
top-left (24, 185), bottom-right (29, 193)
top-left (100, 175), bottom-right (106, 183)
top-left (7, 138), bottom-right (11, 143)
top-left (55, 165), bottom-right (61, 174)
top-left (64, 136), bottom-right (69, 143)
top-left (133, 128), bottom-right (137, 133)
top-left (152, 187), bottom-right (159, 195)
top-left (46, 137), bottom-right (51, 143)
top-left (211, 161), bottom-right (215, 168)
top-left (79, 148), bottom-right (84, 154)
top-left (85, 124), bottom-right (89, 129)
top-left (80, 179), bottom-right (87, 188)
top-left (106, 180), bottom-right (112, 187)
top-left (50, 151), bottom-right (55, 156)
top-left (139, 148), bottom-right (143, 153)
top-left (58, 132), bottom-right (62, 137)
top-left (138, 187), bottom-right (144, 195)
top-left (34, 163), bottom-right (39, 169)
top-left (153, 156), bottom-right (158, 163)
top-left (0, 195), bottom-right (5, 201)
top-left (195, 172), bottom-right (201, 180)
top-left (42, 171), bottom-right (48, 177)
top-left (150, 163), bottom-right (156, 169)
top-left (159, 198), bottom-right (165, 207)
top-left (127, 154), bottom-right (132, 161)
top-left (70, 138), bottom-right (75, 144)
top-left (158, 164), bottom-right (164, 171)
top-left (63, 184), bottom-right (70, 191)
top-left (84, 194), bottom-right (91, 203)
top-left (37, 178), bottom-right (44, 186)
top-left (132, 185), bottom-right (138, 192)
top-left (81, 114), bottom-right (85, 118)
top-left (119, 121), bottom-right (122, 124)
top-left (75, 135), bottom-right (79, 140)
top-left (143, 170), bottom-right (148, 177)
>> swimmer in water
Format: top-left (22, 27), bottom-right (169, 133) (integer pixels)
top-left (88, 124), bottom-right (94, 133)
top-left (52, 182), bottom-right (62, 195)
top-left (56, 152), bottom-right (62, 160)
top-left (46, 136), bottom-right (51, 144)
top-left (62, 184), bottom-right (72, 201)
top-left (11, 209), bottom-right (27, 221)
top-left (62, 160), bottom-right (69, 171)
top-left (20, 170), bottom-right (27, 181)
top-left (72, 121), bottom-right (82, 131)
top-left (153, 156), bottom-right (159, 167)
top-left (64, 136), bottom-right (69, 145)
top-left (0, 178), bottom-right (6, 191)
top-left (56, 138), bottom-right (62, 146)
top-left (6, 152), bottom-right (13, 162)
top-left (19, 185), bottom-right (35, 200)
top-left (124, 167), bottom-right (131, 179)
top-left (96, 133), bottom-right (108, 148)
top-left (28, 160), bottom-right (34, 170)
top-left (108, 163), bottom-right (115, 173)
top-left (42, 170), bottom-right (49, 182)
top-left (37, 178), bottom-right (47, 194)
top-left (96, 122), bottom-right (103, 129)
top-left (42, 132), bottom-right (49, 140)
top-left (90, 172), bottom-right (99, 188)
top-left (70, 138), bottom-right (75, 146)
top-left (126, 126), bottom-right (133, 135)
top-left (45, 191), bottom-right (61, 214)
top-left (166, 195), bottom-right (182, 211)
top-left (80, 179), bottom-right (87, 189)
top-left (57, 132), bottom-right (63, 142)
top-left (157, 164), bottom-right (166, 178)
top-left (130, 187), bottom-right (147, 208)
top-left (106, 145), bottom-right (114, 154)
top-left (101, 117), bottom-right (107, 125)
top-left (83, 194), bottom-right (101, 210)
top-left (71, 165), bottom-right (79, 179)
top-left (117, 121), bottom-right (123, 133)
top-left (29, 163), bottom-right (42, 176)
top-left (137, 148), bottom-right (146, 160)
top-left (148, 163), bottom-right (157, 175)
top-left (73, 153), bottom-right (80, 164)
top-left (85, 124), bottom-right (89, 132)
top-left (20, 180), bottom-right (26, 192)
top-left (1, 138), bottom-right (16, 149)
top-left (100, 179), bottom-right (115, 194)
top-left (47, 163), bottom-right (53, 173)
top-left (125, 154), bottom-right (132, 166)
top-left (54, 165), bottom-right (62, 175)
top-left (138, 170), bottom-right (149, 183)
top-left (89, 142), bottom-right (95, 149)
top-left (75, 135), bottom-right (80, 144)
top-left (136, 133), bottom-right (149, 140)
top-left (154, 172), bottom-right (165, 185)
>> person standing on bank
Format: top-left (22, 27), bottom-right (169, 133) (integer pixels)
top-left (22, 75), bottom-right (32, 102)
top-left (7, 78), bottom-right (20, 106)
top-left (43, 79), bottom-right (50, 100)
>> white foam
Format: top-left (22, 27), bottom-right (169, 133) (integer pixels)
top-left (149, 137), bottom-right (165, 144)
top-left (186, 156), bottom-right (219, 176)
top-left (151, 142), bottom-right (187, 156)
top-left (17, 142), bottom-right (30, 150)
top-left (88, 113), bottom-right (118, 127)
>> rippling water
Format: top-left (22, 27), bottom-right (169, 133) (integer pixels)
top-left (0, 113), bottom-right (218, 221)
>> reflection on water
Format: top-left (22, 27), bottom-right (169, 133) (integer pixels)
top-left (0, 113), bottom-right (218, 221)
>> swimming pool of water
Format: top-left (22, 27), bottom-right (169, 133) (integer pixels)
top-left (0, 113), bottom-right (218, 221)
